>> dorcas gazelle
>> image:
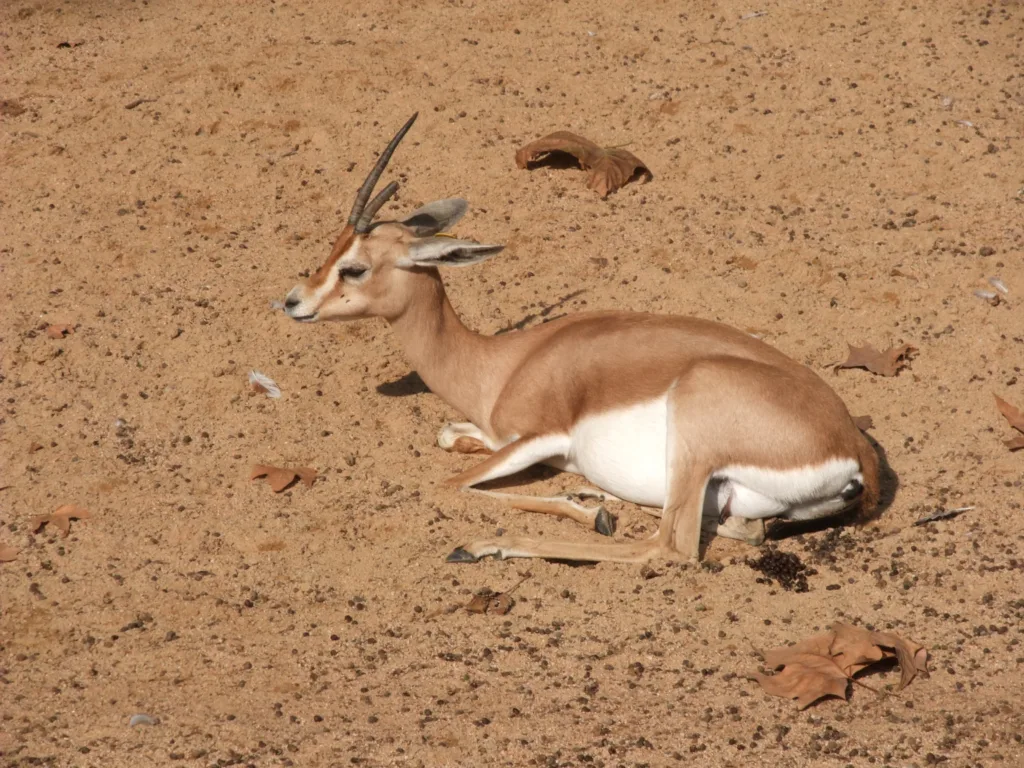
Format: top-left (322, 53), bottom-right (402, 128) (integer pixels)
top-left (283, 114), bottom-right (880, 564)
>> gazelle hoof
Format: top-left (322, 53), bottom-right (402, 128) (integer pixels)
top-left (594, 506), bottom-right (615, 537)
top-left (446, 546), bottom-right (479, 564)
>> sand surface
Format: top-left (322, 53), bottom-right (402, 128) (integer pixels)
top-left (2, 0), bottom-right (1023, 765)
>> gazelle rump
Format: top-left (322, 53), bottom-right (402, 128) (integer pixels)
top-left (283, 114), bottom-right (880, 564)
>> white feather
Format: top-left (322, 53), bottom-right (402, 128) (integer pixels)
top-left (988, 276), bottom-right (1008, 295)
top-left (248, 370), bottom-right (281, 399)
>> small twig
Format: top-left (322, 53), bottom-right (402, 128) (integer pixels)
top-left (125, 97), bottom-right (158, 110)
top-left (914, 506), bottom-right (973, 526)
top-left (504, 572), bottom-right (532, 595)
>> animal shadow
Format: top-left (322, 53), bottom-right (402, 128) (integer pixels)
top-left (376, 371), bottom-right (430, 397)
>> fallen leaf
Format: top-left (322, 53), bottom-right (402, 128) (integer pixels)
top-left (994, 394), bottom-right (1024, 451)
top-left (754, 653), bottom-right (850, 709)
top-left (464, 575), bottom-right (530, 616)
top-left (248, 370), bottom-right (282, 399)
top-left (250, 464), bottom-right (317, 492)
top-left (854, 625), bottom-right (929, 690)
top-left (755, 622), bottom-right (928, 708)
top-left (836, 343), bottom-right (915, 377)
top-left (852, 414), bottom-right (874, 431)
top-left (487, 593), bottom-right (514, 615)
top-left (0, 544), bottom-right (19, 562)
top-left (515, 131), bottom-right (652, 197)
top-left (465, 591), bottom-right (515, 616)
top-left (829, 623), bottom-right (888, 675)
top-left (46, 324), bottom-right (74, 339)
top-left (31, 504), bottom-right (90, 537)
top-left (465, 594), bottom-right (491, 614)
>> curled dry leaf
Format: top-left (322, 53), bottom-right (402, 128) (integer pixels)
top-left (31, 505), bottom-right (91, 537)
top-left (994, 394), bottom-right (1024, 451)
top-left (836, 343), bottom-right (915, 377)
top-left (465, 590), bottom-right (515, 616)
top-left (465, 574), bottom-right (530, 616)
top-left (515, 131), bottom-right (652, 197)
top-left (250, 464), bottom-right (317, 492)
top-left (0, 543), bottom-right (19, 563)
top-left (755, 622), bottom-right (928, 709)
top-left (46, 323), bottom-right (74, 339)
top-left (248, 370), bottom-right (282, 399)
top-left (754, 652), bottom-right (851, 710)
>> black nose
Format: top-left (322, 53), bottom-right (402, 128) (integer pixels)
top-left (284, 297), bottom-right (300, 310)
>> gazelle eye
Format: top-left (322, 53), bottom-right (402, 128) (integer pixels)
top-left (340, 266), bottom-right (368, 280)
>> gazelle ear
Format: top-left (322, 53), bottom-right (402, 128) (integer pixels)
top-left (399, 238), bottom-right (504, 268)
top-left (401, 199), bottom-right (468, 237)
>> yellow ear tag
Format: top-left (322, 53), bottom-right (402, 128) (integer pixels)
top-left (433, 232), bottom-right (458, 239)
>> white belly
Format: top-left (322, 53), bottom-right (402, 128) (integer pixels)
top-left (561, 396), bottom-right (668, 507)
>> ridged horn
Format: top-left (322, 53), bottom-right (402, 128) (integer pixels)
top-left (348, 113), bottom-right (418, 232)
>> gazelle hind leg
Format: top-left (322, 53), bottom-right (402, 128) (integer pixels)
top-left (447, 535), bottom-right (663, 564)
top-left (464, 488), bottom-right (615, 536)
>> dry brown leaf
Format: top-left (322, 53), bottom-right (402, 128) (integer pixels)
top-left (756, 622), bottom-right (929, 708)
top-left (754, 653), bottom-right (851, 709)
top-left (829, 623), bottom-right (888, 675)
top-left (488, 593), bottom-right (514, 615)
top-left (465, 594), bottom-right (491, 614)
top-left (994, 394), bottom-right (1024, 451)
top-left (515, 131), bottom-right (652, 197)
top-left (852, 414), bottom-right (874, 431)
top-left (32, 504), bottom-right (90, 537)
top-left (465, 591), bottom-right (515, 616)
top-left (250, 464), bottom-right (318, 492)
top-left (855, 626), bottom-right (929, 690)
top-left (46, 323), bottom-right (74, 339)
top-left (0, 543), bottom-right (19, 563)
top-left (836, 343), bottom-right (915, 377)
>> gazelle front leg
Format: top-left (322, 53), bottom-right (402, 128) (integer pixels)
top-left (438, 422), bottom-right (495, 455)
top-left (444, 434), bottom-right (613, 535)
top-left (466, 488), bottom-right (616, 536)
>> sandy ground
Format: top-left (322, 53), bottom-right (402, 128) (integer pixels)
top-left (2, 0), bottom-right (1023, 765)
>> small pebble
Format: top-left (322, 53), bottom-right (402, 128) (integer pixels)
top-left (129, 714), bottom-right (156, 727)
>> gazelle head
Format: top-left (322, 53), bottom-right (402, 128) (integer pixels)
top-left (283, 113), bottom-right (504, 323)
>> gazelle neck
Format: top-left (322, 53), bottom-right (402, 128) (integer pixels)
top-left (386, 270), bottom-right (504, 429)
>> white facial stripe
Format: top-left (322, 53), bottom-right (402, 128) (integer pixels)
top-left (310, 241), bottom-right (365, 305)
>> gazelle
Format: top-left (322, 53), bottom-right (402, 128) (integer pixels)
top-left (283, 114), bottom-right (880, 564)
